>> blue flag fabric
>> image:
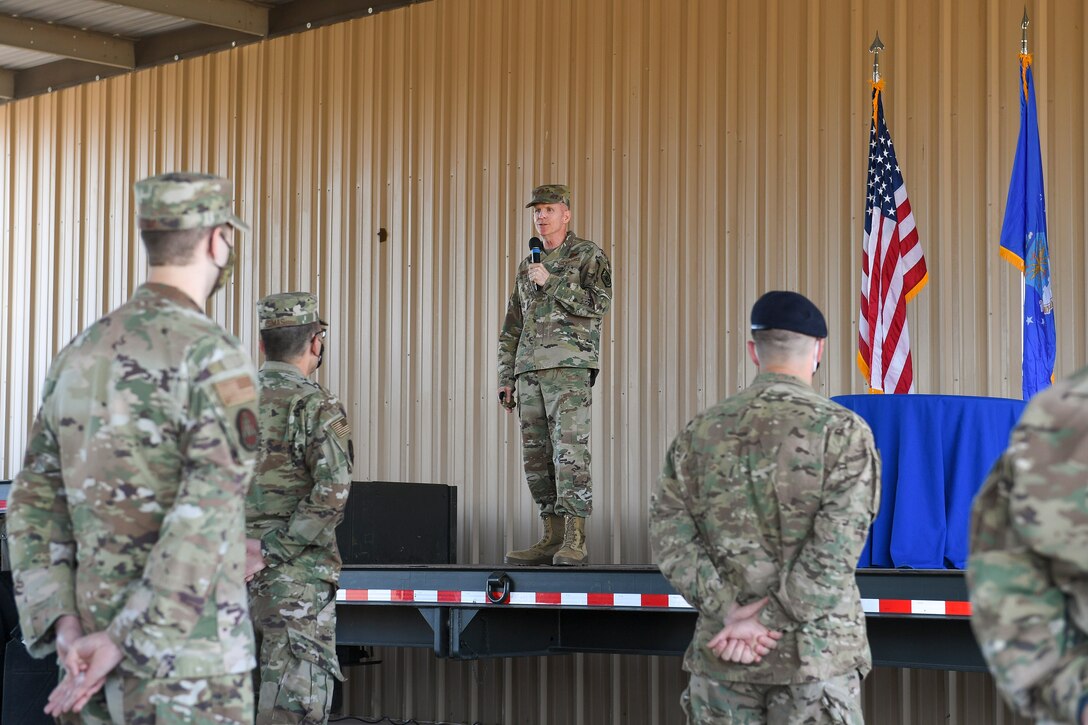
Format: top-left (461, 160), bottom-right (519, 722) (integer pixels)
top-left (999, 56), bottom-right (1055, 400)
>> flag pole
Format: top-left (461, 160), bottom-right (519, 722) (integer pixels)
top-left (869, 32), bottom-right (884, 83)
top-left (869, 33), bottom-right (885, 134)
top-left (1021, 7), bottom-right (1029, 55)
top-left (1019, 9), bottom-right (1029, 385)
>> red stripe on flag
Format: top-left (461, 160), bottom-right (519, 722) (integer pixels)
top-left (897, 198), bottom-right (913, 223)
top-left (945, 601), bottom-right (972, 617)
top-left (879, 599), bottom-right (912, 615)
top-left (642, 594), bottom-right (670, 608)
top-left (893, 357), bottom-right (914, 395)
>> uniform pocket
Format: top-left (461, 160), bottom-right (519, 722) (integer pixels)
top-left (285, 591), bottom-right (343, 680)
top-left (286, 627), bottom-right (342, 681)
top-left (818, 672), bottom-right (863, 725)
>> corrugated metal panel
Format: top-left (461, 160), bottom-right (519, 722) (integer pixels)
top-left (861, 668), bottom-right (1031, 725)
top-left (338, 660), bottom-right (1033, 724)
top-left (0, 0), bottom-right (1083, 722)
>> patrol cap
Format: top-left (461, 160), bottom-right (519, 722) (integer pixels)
top-left (258, 292), bottom-right (327, 330)
top-left (135, 172), bottom-right (250, 233)
top-left (750, 290), bottom-right (827, 338)
top-left (526, 184), bottom-right (571, 208)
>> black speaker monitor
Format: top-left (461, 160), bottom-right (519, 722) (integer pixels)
top-left (335, 481), bottom-right (457, 565)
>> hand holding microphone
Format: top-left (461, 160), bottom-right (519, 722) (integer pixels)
top-left (527, 237), bottom-right (549, 288)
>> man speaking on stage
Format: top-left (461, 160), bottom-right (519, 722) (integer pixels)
top-left (497, 184), bottom-right (613, 566)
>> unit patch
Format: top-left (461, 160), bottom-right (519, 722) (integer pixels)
top-left (237, 408), bottom-right (260, 451)
top-left (214, 374), bottom-right (258, 407)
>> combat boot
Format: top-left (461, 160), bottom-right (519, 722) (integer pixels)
top-left (505, 513), bottom-right (564, 565)
top-left (552, 516), bottom-right (588, 566)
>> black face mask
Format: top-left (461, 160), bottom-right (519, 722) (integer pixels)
top-left (315, 342), bottom-right (325, 370)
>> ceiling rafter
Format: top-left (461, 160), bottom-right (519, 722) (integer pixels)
top-left (269, 0), bottom-right (418, 34)
top-left (0, 14), bottom-right (134, 69)
top-left (0, 0), bottom-right (430, 103)
top-left (101, 0), bottom-right (269, 37)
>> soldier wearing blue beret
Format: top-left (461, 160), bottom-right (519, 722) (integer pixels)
top-left (651, 291), bottom-right (880, 724)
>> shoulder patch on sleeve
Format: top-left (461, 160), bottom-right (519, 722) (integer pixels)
top-left (236, 409), bottom-right (260, 451)
top-left (329, 416), bottom-right (351, 440)
top-left (214, 374), bottom-right (258, 407)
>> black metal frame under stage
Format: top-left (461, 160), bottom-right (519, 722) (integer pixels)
top-left (335, 566), bottom-right (986, 671)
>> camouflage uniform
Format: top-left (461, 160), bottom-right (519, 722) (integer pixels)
top-left (650, 372), bottom-right (880, 724)
top-left (247, 292), bottom-right (353, 724)
top-left (967, 365), bottom-right (1088, 725)
top-left (497, 185), bottom-right (612, 529)
top-left (8, 169), bottom-right (258, 725)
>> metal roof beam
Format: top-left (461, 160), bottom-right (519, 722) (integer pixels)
top-left (13, 60), bottom-right (127, 99)
top-left (0, 15), bottom-right (135, 69)
top-left (0, 0), bottom-right (437, 103)
top-left (0, 69), bottom-right (13, 100)
top-left (269, 0), bottom-right (422, 35)
top-left (135, 25), bottom-right (253, 67)
top-left (102, 0), bottom-right (269, 37)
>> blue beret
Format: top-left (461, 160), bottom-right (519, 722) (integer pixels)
top-left (750, 291), bottom-right (827, 338)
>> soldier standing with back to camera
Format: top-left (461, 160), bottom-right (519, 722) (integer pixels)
top-left (7, 172), bottom-right (259, 723)
top-left (245, 292), bottom-right (353, 724)
top-left (650, 291), bottom-right (881, 724)
top-left (498, 184), bottom-right (613, 566)
top-left (968, 365), bottom-right (1088, 725)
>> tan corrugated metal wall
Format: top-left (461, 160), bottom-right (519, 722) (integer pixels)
top-left (0, 0), bottom-right (1079, 722)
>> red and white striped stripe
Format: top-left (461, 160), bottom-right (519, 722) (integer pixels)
top-left (337, 588), bottom-right (971, 617)
top-left (337, 588), bottom-right (693, 609)
top-left (861, 598), bottom-right (971, 617)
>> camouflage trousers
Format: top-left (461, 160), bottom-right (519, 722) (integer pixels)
top-left (57, 671), bottom-right (252, 724)
top-left (249, 569), bottom-right (344, 724)
top-left (681, 671), bottom-right (863, 724)
top-left (517, 367), bottom-right (593, 517)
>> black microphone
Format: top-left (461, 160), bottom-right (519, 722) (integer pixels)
top-left (528, 237), bottom-right (543, 290)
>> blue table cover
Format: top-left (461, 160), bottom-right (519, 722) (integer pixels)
top-left (832, 394), bottom-right (1026, 570)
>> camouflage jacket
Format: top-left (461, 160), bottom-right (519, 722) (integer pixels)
top-left (246, 362), bottom-right (353, 584)
top-left (497, 231), bottom-right (612, 387)
top-left (8, 283), bottom-right (259, 679)
top-left (967, 365), bottom-right (1088, 723)
top-left (649, 372), bottom-right (881, 684)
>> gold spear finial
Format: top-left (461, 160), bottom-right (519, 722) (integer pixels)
top-left (1021, 8), bottom-right (1030, 54)
top-left (869, 32), bottom-right (885, 83)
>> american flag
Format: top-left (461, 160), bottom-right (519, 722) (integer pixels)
top-left (858, 85), bottom-right (928, 393)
